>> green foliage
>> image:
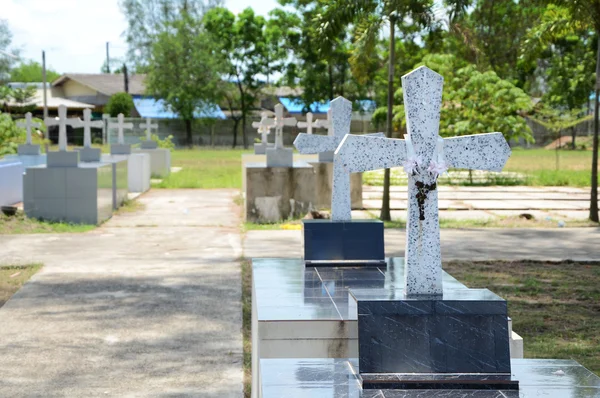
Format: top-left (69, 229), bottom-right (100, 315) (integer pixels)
top-left (0, 112), bottom-right (24, 156)
top-left (105, 92), bottom-right (134, 117)
top-left (10, 61), bottom-right (61, 83)
top-left (0, 19), bottom-right (18, 83)
top-left (150, 133), bottom-right (175, 151)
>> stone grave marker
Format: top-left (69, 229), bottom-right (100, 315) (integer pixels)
top-left (296, 112), bottom-right (317, 135)
top-left (139, 118), bottom-right (159, 149)
top-left (44, 104), bottom-right (82, 166)
top-left (265, 104), bottom-right (297, 167)
top-left (337, 66), bottom-right (511, 295)
top-left (79, 108), bottom-right (104, 162)
top-left (252, 112), bottom-right (274, 155)
top-left (109, 113), bottom-right (134, 155)
top-left (294, 96), bottom-right (385, 264)
top-left (16, 112), bottom-right (42, 155)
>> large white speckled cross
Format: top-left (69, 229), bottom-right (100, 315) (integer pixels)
top-left (336, 66), bottom-right (511, 296)
top-left (252, 112), bottom-right (274, 145)
top-left (44, 105), bottom-right (81, 151)
top-left (80, 109), bottom-right (104, 148)
top-left (17, 112), bottom-right (41, 144)
top-left (108, 113), bottom-right (134, 145)
top-left (294, 96), bottom-right (384, 221)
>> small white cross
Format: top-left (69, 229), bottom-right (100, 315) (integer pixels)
top-left (44, 105), bottom-right (81, 151)
top-left (79, 109), bottom-right (104, 148)
top-left (294, 96), bottom-right (384, 221)
top-left (252, 112), bottom-right (275, 145)
top-left (315, 109), bottom-right (332, 135)
top-left (336, 66), bottom-right (511, 296)
top-left (108, 113), bottom-right (134, 145)
top-left (297, 112), bottom-right (318, 135)
top-left (139, 118), bottom-right (158, 141)
top-left (17, 112), bottom-right (41, 145)
top-left (269, 104), bottom-right (297, 148)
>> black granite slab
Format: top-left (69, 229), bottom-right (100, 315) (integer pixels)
top-left (260, 358), bottom-right (600, 397)
top-left (351, 288), bottom-right (511, 376)
top-left (303, 219), bottom-right (385, 265)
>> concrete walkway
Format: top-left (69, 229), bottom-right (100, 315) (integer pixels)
top-left (244, 227), bottom-right (600, 262)
top-left (0, 190), bottom-right (243, 397)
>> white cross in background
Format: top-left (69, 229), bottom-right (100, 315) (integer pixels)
top-left (315, 109), bottom-right (332, 135)
top-left (252, 112), bottom-right (274, 144)
top-left (270, 104), bottom-right (297, 148)
top-left (44, 105), bottom-right (81, 151)
top-left (294, 96), bottom-right (384, 221)
top-left (17, 112), bottom-right (41, 144)
top-left (108, 113), bottom-right (134, 145)
top-left (80, 109), bottom-right (104, 148)
top-left (336, 66), bottom-right (511, 296)
top-left (139, 118), bottom-right (158, 141)
top-left (297, 112), bottom-right (318, 135)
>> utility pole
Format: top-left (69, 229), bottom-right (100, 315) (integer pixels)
top-left (42, 50), bottom-right (48, 120)
top-left (105, 42), bottom-right (110, 73)
top-left (123, 64), bottom-right (129, 93)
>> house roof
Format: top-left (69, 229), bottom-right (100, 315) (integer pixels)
top-left (5, 87), bottom-right (94, 110)
top-left (133, 97), bottom-right (226, 119)
top-left (52, 73), bottom-right (146, 96)
top-left (279, 97), bottom-right (377, 115)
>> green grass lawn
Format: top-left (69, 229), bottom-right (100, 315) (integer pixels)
top-left (153, 148), bottom-right (253, 189)
top-left (444, 260), bottom-right (600, 375)
top-left (0, 264), bottom-right (42, 307)
top-left (0, 213), bottom-right (96, 234)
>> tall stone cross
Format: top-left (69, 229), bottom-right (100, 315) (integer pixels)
top-left (336, 66), bottom-right (511, 296)
top-left (297, 112), bottom-right (317, 135)
top-left (271, 104), bottom-right (297, 148)
top-left (140, 117), bottom-right (158, 141)
top-left (294, 96), bottom-right (384, 221)
top-left (80, 108), bottom-right (104, 148)
top-left (44, 105), bottom-right (81, 151)
top-left (252, 112), bottom-right (274, 144)
top-left (108, 113), bottom-right (134, 145)
top-left (17, 112), bottom-right (41, 144)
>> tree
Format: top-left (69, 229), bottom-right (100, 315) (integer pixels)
top-left (204, 7), bottom-right (276, 149)
top-left (316, 0), bottom-right (435, 221)
top-left (105, 92), bottom-right (134, 117)
top-left (119, 0), bottom-right (222, 71)
top-left (0, 19), bottom-right (18, 83)
top-left (524, 1), bottom-right (600, 221)
top-left (10, 61), bottom-right (60, 83)
top-left (146, 11), bottom-right (224, 147)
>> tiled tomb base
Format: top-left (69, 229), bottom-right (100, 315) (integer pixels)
top-left (23, 163), bottom-right (113, 224)
top-left (259, 358), bottom-right (600, 398)
top-left (102, 153), bottom-right (151, 193)
top-left (302, 220), bottom-right (385, 265)
top-left (250, 258), bottom-right (524, 398)
top-left (133, 148), bottom-right (171, 178)
top-left (244, 162), bottom-right (316, 223)
top-left (0, 160), bottom-right (24, 206)
top-left (309, 161), bottom-right (363, 210)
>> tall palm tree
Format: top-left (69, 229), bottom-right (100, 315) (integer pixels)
top-left (527, 1), bottom-right (600, 221)
top-left (316, 0), bottom-right (434, 221)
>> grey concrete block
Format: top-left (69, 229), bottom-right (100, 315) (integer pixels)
top-left (254, 143), bottom-right (274, 155)
top-left (266, 148), bottom-right (293, 167)
top-left (18, 144), bottom-right (41, 156)
top-left (111, 143), bottom-right (132, 155)
top-left (318, 151), bottom-right (334, 163)
top-left (79, 147), bottom-right (101, 162)
top-left (244, 162), bottom-right (315, 223)
top-left (141, 140), bottom-right (158, 149)
top-left (309, 162), bottom-right (363, 210)
top-left (47, 151), bottom-right (79, 167)
top-left (133, 148), bottom-right (171, 178)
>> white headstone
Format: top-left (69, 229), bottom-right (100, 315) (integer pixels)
top-left (297, 112), bottom-right (318, 135)
top-left (80, 109), bottom-right (104, 148)
top-left (108, 113), bottom-right (134, 145)
top-left (44, 105), bottom-right (81, 151)
top-left (139, 118), bottom-right (158, 141)
top-left (252, 112), bottom-right (275, 145)
top-left (336, 66), bottom-right (511, 296)
top-left (294, 96), bottom-right (384, 221)
top-left (17, 112), bottom-right (41, 145)
top-left (271, 104), bottom-right (297, 148)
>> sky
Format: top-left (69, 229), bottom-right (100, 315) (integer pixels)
top-left (3, 0), bottom-right (279, 75)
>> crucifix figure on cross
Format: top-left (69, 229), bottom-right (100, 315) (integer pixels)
top-left (294, 96), bottom-right (384, 221)
top-left (17, 112), bottom-right (41, 145)
top-left (45, 105), bottom-right (81, 151)
top-left (336, 66), bottom-right (511, 296)
top-left (252, 112), bottom-right (274, 145)
top-left (297, 112), bottom-right (317, 135)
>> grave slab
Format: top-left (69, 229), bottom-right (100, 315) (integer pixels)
top-left (102, 153), bottom-right (151, 193)
top-left (0, 160), bottom-right (24, 206)
top-left (133, 148), bottom-right (171, 178)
